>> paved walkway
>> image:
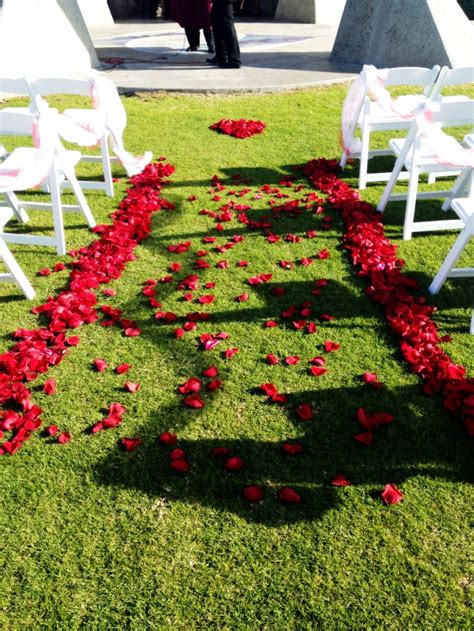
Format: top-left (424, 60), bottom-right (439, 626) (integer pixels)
top-left (90, 18), bottom-right (361, 94)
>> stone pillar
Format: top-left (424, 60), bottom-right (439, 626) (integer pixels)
top-left (331, 0), bottom-right (474, 68)
top-left (0, 0), bottom-right (100, 76)
top-left (275, 0), bottom-right (346, 24)
top-left (77, 0), bottom-right (114, 29)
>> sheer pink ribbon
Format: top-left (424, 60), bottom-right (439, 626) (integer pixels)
top-left (57, 76), bottom-right (152, 176)
top-left (341, 65), bottom-right (427, 155)
top-left (0, 110), bottom-right (56, 192)
top-left (416, 104), bottom-right (474, 169)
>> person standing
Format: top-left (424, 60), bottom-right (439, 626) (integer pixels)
top-left (207, 0), bottom-right (241, 68)
top-left (171, 0), bottom-right (215, 53)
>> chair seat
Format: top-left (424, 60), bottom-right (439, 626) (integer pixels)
top-left (389, 137), bottom-right (463, 172)
top-left (360, 95), bottom-right (426, 127)
top-left (452, 197), bottom-right (474, 223)
top-left (0, 146), bottom-right (82, 176)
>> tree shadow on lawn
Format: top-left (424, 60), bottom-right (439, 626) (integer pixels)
top-left (93, 379), bottom-right (473, 526)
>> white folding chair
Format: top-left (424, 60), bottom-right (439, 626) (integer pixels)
top-left (1, 75), bottom-right (115, 197)
top-left (428, 198), bottom-right (474, 334)
top-left (430, 66), bottom-right (474, 104)
top-left (0, 206), bottom-right (35, 299)
top-left (377, 100), bottom-right (474, 240)
top-left (0, 108), bottom-right (96, 256)
top-left (340, 65), bottom-right (441, 189)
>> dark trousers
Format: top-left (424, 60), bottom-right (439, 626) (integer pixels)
top-left (184, 28), bottom-right (215, 51)
top-left (210, 1), bottom-right (241, 64)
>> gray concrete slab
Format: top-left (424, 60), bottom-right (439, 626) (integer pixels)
top-left (90, 18), bottom-right (360, 93)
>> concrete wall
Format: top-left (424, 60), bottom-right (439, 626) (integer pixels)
top-left (78, 0), bottom-right (114, 28)
top-left (275, 0), bottom-right (346, 24)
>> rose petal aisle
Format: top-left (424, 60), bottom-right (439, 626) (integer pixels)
top-left (0, 87), bottom-right (471, 630)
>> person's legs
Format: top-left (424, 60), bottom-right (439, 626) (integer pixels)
top-left (203, 28), bottom-right (215, 53)
top-left (184, 28), bottom-right (200, 50)
top-left (209, 4), bottom-right (227, 64)
top-left (212, 1), bottom-right (240, 67)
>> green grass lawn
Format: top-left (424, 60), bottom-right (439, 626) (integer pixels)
top-left (0, 86), bottom-right (472, 629)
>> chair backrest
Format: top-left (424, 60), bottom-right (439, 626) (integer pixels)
top-left (430, 66), bottom-right (474, 100)
top-left (431, 99), bottom-right (474, 127)
top-left (27, 76), bottom-right (93, 98)
top-left (384, 66), bottom-right (441, 95)
top-left (0, 77), bottom-right (30, 96)
top-left (0, 109), bottom-right (35, 137)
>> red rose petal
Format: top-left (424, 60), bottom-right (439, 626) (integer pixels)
top-left (281, 442), bottom-right (304, 455)
top-left (331, 474), bottom-right (351, 487)
top-left (310, 366), bottom-right (327, 377)
top-left (93, 358), bottom-right (108, 372)
top-left (212, 446), bottom-right (230, 458)
top-left (121, 437), bottom-right (142, 452)
top-left (354, 432), bottom-right (373, 446)
top-left (324, 340), bottom-right (341, 352)
top-left (170, 458), bottom-right (190, 473)
top-left (278, 487), bottom-right (301, 503)
top-left (116, 363), bottom-right (132, 374)
top-left (203, 365), bottom-right (219, 378)
top-left (43, 378), bottom-right (57, 396)
top-left (159, 432), bottom-right (178, 446)
top-left (124, 381), bottom-right (140, 393)
top-left (243, 485), bottom-right (264, 502)
top-left (57, 431), bottom-right (71, 444)
top-left (295, 403), bottom-right (313, 421)
top-left (266, 353), bottom-right (280, 365)
top-left (183, 393), bottom-right (206, 408)
top-left (169, 447), bottom-right (187, 461)
top-left (45, 424), bottom-right (59, 437)
top-left (381, 483), bottom-right (404, 505)
top-left (224, 456), bottom-right (245, 471)
top-left (284, 355), bottom-right (301, 365)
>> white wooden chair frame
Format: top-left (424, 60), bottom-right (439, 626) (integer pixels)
top-left (0, 207), bottom-right (35, 299)
top-left (428, 198), bottom-right (474, 334)
top-left (1, 75), bottom-right (115, 197)
top-left (0, 108), bottom-right (96, 256)
top-left (340, 66), bottom-right (441, 190)
top-left (376, 100), bottom-right (474, 241)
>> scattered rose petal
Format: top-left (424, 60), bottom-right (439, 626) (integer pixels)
top-left (43, 378), bottom-right (57, 396)
top-left (169, 447), bottom-right (187, 461)
top-left (121, 437), bottom-right (142, 452)
top-left (295, 403), bottom-right (313, 421)
top-left (381, 483), bottom-right (404, 505)
top-left (243, 485), bottom-right (264, 503)
top-left (93, 358), bottom-right (108, 372)
top-left (310, 366), bottom-right (327, 377)
top-left (45, 424), bottom-right (59, 437)
top-left (266, 353), bottom-right (280, 365)
top-left (331, 474), bottom-right (351, 487)
top-left (124, 381), bottom-right (140, 393)
top-left (278, 487), bottom-right (301, 503)
top-left (324, 340), bottom-right (341, 352)
top-left (116, 363), bottom-right (131, 374)
top-left (285, 355), bottom-right (301, 365)
top-left (203, 365), bottom-right (218, 378)
top-left (170, 458), bottom-right (190, 473)
top-left (281, 442), bottom-right (304, 455)
top-left (57, 432), bottom-right (71, 444)
top-left (224, 456), bottom-right (245, 471)
top-left (159, 432), bottom-right (178, 446)
top-left (183, 393), bottom-right (206, 408)
top-left (212, 446), bottom-right (230, 458)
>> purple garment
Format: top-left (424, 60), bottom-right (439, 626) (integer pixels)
top-left (171, 0), bottom-right (212, 29)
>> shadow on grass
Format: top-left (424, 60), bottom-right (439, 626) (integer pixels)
top-left (93, 380), bottom-right (473, 526)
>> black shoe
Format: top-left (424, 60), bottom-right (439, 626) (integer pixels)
top-left (186, 46), bottom-right (199, 52)
top-left (218, 61), bottom-right (241, 69)
top-left (207, 47), bottom-right (216, 54)
top-left (206, 56), bottom-right (224, 64)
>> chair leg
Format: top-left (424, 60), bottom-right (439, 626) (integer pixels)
top-left (4, 191), bottom-right (29, 223)
top-left (48, 164), bottom-right (67, 256)
top-left (340, 152), bottom-right (348, 170)
top-left (100, 134), bottom-right (114, 197)
top-left (358, 124), bottom-right (370, 190)
top-left (428, 225), bottom-right (472, 294)
top-left (62, 163), bottom-right (96, 229)
top-left (442, 168), bottom-right (471, 211)
top-left (0, 238), bottom-right (36, 299)
top-left (402, 166), bottom-right (420, 241)
top-left (470, 310), bottom-right (474, 335)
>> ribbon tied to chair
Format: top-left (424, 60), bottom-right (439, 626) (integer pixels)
top-left (416, 102), bottom-right (474, 169)
top-left (341, 65), bottom-right (429, 157)
top-left (0, 109), bottom-right (57, 192)
top-left (54, 75), bottom-right (152, 177)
